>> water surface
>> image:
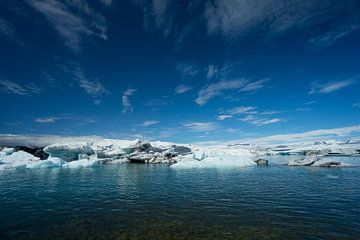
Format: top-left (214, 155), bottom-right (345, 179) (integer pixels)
top-left (1, 162), bottom-right (360, 239)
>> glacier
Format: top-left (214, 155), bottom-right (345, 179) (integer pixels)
top-left (0, 137), bottom-right (360, 170)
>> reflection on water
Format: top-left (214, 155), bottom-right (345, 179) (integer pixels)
top-left (0, 161), bottom-right (360, 239)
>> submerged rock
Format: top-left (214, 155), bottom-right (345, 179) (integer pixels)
top-left (318, 161), bottom-right (341, 168)
top-left (287, 155), bottom-right (318, 166)
top-left (254, 159), bottom-right (268, 165)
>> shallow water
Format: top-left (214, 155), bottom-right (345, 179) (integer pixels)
top-left (1, 162), bottom-right (360, 240)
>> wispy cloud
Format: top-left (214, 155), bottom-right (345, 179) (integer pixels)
top-left (207, 65), bottom-right (218, 80)
top-left (176, 63), bottom-right (200, 77)
top-left (309, 79), bottom-right (354, 94)
top-left (204, 0), bottom-right (341, 41)
top-left (72, 66), bottom-right (108, 104)
top-left (241, 125), bottom-right (360, 144)
top-left (142, 120), bottom-right (159, 127)
top-left (353, 102), bottom-right (360, 108)
top-left (196, 79), bottom-right (269, 105)
top-left (184, 122), bottom-right (217, 132)
top-left (218, 106), bottom-right (283, 126)
top-left (195, 79), bottom-right (246, 105)
top-left (240, 116), bottom-right (283, 126)
top-left (34, 117), bottom-right (57, 123)
top-left (175, 84), bottom-right (192, 94)
top-left (223, 106), bottom-right (257, 115)
top-left (27, 0), bottom-right (107, 51)
top-left (239, 79), bottom-right (269, 92)
top-left (217, 115), bottom-right (232, 121)
top-left (0, 79), bottom-right (42, 96)
top-left (0, 18), bottom-right (14, 38)
top-left (308, 23), bottom-right (360, 51)
top-left (0, 18), bottom-right (23, 45)
top-left (122, 88), bottom-right (137, 113)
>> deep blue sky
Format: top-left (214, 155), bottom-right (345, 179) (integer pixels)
top-left (0, 0), bottom-right (360, 142)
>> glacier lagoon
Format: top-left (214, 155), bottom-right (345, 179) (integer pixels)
top-left (1, 160), bottom-right (360, 240)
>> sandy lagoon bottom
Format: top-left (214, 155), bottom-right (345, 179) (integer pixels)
top-left (1, 159), bottom-right (360, 240)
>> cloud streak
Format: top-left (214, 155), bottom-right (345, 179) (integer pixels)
top-left (142, 120), bottom-right (159, 127)
top-left (27, 0), bottom-right (107, 51)
top-left (34, 117), bottom-right (57, 123)
top-left (122, 88), bottom-right (137, 113)
top-left (309, 79), bottom-right (354, 94)
top-left (0, 79), bottom-right (42, 96)
top-left (196, 79), bottom-right (269, 105)
top-left (175, 84), bottom-right (192, 94)
top-left (184, 122), bottom-right (217, 132)
top-left (72, 66), bottom-right (108, 104)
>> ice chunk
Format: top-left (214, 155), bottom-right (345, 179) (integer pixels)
top-left (172, 146), bottom-right (255, 169)
top-left (0, 150), bottom-right (39, 170)
top-left (62, 158), bottom-right (100, 168)
top-left (44, 143), bottom-right (94, 161)
top-left (0, 147), bottom-right (15, 157)
top-left (193, 151), bottom-right (206, 160)
top-left (26, 157), bottom-right (65, 169)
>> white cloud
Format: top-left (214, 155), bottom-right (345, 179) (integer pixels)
top-left (224, 106), bottom-right (257, 115)
top-left (0, 18), bottom-right (24, 46)
top-left (217, 115), bottom-right (232, 121)
top-left (72, 66), bottom-right (108, 104)
top-left (34, 117), bottom-right (57, 123)
top-left (244, 125), bottom-right (360, 144)
top-left (176, 63), bottom-right (200, 77)
top-left (0, 79), bottom-right (42, 96)
top-left (184, 122), bottom-right (217, 132)
top-left (0, 134), bottom-right (105, 147)
top-left (195, 79), bottom-right (247, 105)
top-left (142, 120), bottom-right (159, 127)
top-left (239, 79), bottom-right (268, 92)
top-left (219, 106), bottom-right (283, 126)
top-left (207, 65), bottom-right (218, 80)
top-left (27, 0), bottom-right (107, 51)
top-left (354, 102), bottom-right (360, 107)
top-left (175, 84), bottom-right (192, 94)
top-left (122, 88), bottom-right (137, 113)
top-left (249, 118), bottom-right (282, 126)
top-left (309, 79), bottom-right (354, 94)
top-left (239, 115), bottom-right (284, 126)
top-left (205, 0), bottom-right (335, 39)
top-left (196, 79), bottom-right (269, 105)
top-left (308, 23), bottom-right (360, 51)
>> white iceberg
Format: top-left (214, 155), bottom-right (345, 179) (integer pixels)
top-left (62, 158), bottom-right (100, 168)
top-left (171, 147), bottom-right (255, 169)
top-left (0, 147), bottom-right (15, 157)
top-left (26, 157), bottom-right (65, 169)
top-left (0, 150), bottom-right (39, 170)
top-left (44, 142), bottom-right (94, 161)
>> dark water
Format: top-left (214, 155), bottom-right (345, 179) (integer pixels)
top-left (0, 163), bottom-right (360, 240)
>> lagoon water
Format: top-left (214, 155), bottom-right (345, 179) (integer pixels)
top-left (1, 161), bottom-right (360, 240)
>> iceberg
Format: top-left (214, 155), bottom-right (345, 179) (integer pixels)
top-left (44, 143), bottom-right (94, 161)
top-left (26, 157), bottom-right (65, 169)
top-left (0, 147), bottom-right (15, 157)
top-left (171, 147), bottom-right (256, 169)
top-left (0, 150), bottom-right (39, 170)
top-left (62, 158), bottom-right (100, 168)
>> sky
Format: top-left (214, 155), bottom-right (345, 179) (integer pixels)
top-left (0, 0), bottom-right (360, 143)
